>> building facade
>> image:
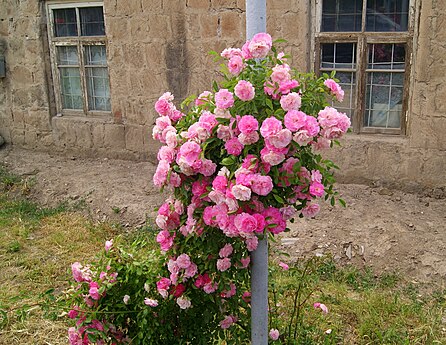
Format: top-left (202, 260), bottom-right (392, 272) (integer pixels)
top-left (0, 0), bottom-right (445, 190)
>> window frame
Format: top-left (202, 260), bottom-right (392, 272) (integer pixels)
top-left (313, 0), bottom-right (416, 135)
top-left (46, 1), bottom-right (111, 117)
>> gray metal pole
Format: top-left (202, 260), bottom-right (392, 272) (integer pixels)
top-left (246, 2), bottom-right (268, 344)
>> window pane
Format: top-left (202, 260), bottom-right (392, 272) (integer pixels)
top-left (366, 0), bottom-right (409, 32)
top-left (86, 67), bottom-right (111, 111)
top-left (84, 45), bottom-right (107, 65)
top-left (57, 46), bottom-right (79, 65)
top-left (321, 43), bottom-right (357, 69)
top-left (368, 43), bottom-right (406, 70)
top-left (322, 0), bottom-right (363, 32)
top-left (53, 8), bottom-right (78, 37)
top-left (60, 67), bottom-right (83, 110)
top-left (332, 72), bottom-right (356, 120)
top-left (80, 7), bottom-right (105, 36)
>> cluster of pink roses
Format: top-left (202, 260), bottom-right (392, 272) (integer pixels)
top-left (151, 32), bottom-right (349, 330)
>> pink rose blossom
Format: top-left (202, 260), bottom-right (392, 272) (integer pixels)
top-left (219, 243), bottom-right (234, 258)
top-left (280, 92), bottom-right (301, 111)
top-left (250, 175), bottom-right (273, 196)
top-left (155, 98), bottom-right (174, 117)
top-left (232, 184), bottom-right (252, 201)
top-left (238, 131), bottom-right (259, 145)
top-left (156, 230), bottom-right (175, 251)
top-left (324, 79), bottom-right (344, 102)
top-left (246, 236), bottom-right (258, 251)
top-left (217, 257), bottom-right (232, 272)
top-left (153, 160), bottom-right (170, 187)
top-left (144, 298), bottom-right (159, 307)
top-left (248, 32), bottom-right (272, 58)
top-left (234, 213), bottom-right (258, 233)
top-left (309, 181), bottom-right (325, 197)
top-left (177, 296), bottom-right (192, 309)
top-left (123, 295), bottom-right (130, 304)
top-left (176, 254), bottom-right (192, 269)
top-left (318, 106), bottom-right (351, 139)
top-left (221, 283), bottom-right (236, 298)
top-left (240, 256), bottom-right (251, 268)
top-left (67, 309), bottom-right (78, 319)
top-left (104, 239), bottom-right (113, 251)
top-left (71, 262), bottom-right (84, 282)
top-left (284, 110), bottom-right (307, 132)
top-left (263, 207), bottom-right (287, 234)
top-left (269, 328), bottom-right (280, 341)
top-left (279, 261), bottom-right (289, 270)
top-left (89, 282), bottom-right (100, 300)
top-left (241, 40), bottom-right (253, 59)
top-left (314, 302), bottom-right (329, 314)
top-left (228, 56), bottom-right (244, 75)
top-left (302, 203), bottom-right (320, 218)
top-left (212, 175), bottom-right (228, 192)
top-left (220, 315), bottom-right (236, 329)
top-left (195, 90), bottom-right (212, 106)
top-left (260, 117), bottom-right (282, 138)
top-left (238, 115), bottom-right (259, 134)
top-left (216, 125), bottom-right (232, 141)
top-left (279, 79), bottom-right (299, 94)
top-left (271, 64), bottom-right (291, 83)
top-left (225, 137), bottom-right (244, 156)
top-left (215, 89), bottom-right (234, 109)
top-left (280, 206), bottom-right (296, 220)
top-left (268, 129), bottom-right (292, 149)
top-left (234, 80), bottom-right (255, 101)
top-left (242, 291), bottom-right (251, 302)
top-left (221, 47), bottom-right (243, 59)
top-left (178, 141), bottom-right (201, 165)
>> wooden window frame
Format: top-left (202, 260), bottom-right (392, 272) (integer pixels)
top-left (312, 0), bottom-right (416, 135)
top-left (46, 1), bottom-right (111, 117)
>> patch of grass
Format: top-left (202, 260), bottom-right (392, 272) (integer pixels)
top-left (270, 257), bottom-right (446, 344)
top-left (0, 182), bottom-right (118, 344)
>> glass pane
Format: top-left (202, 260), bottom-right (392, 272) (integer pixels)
top-left (53, 8), bottom-right (78, 37)
top-left (322, 0), bottom-right (363, 32)
top-left (368, 43), bottom-right (406, 70)
top-left (366, 0), bottom-right (409, 32)
top-left (86, 67), bottom-right (111, 111)
top-left (80, 7), bottom-right (105, 36)
top-left (60, 67), bottom-right (83, 110)
top-left (57, 46), bottom-right (79, 65)
top-left (364, 72), bottom-right (404, 128)
top-left (321, 43), bottom-right (357, 69)
top-left (84, 45), bottom-right (107, 65)
top-left (332, 71), bottom-right (356, 120)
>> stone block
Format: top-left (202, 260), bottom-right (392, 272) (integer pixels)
top-left (75, 122), bottom-right (93, 149)
top-left (211, 0), bottom-right (239, 9)
top-left (104, 124), bottom-right (125, 149)
top-left (125, 124), bottom-right (145, 152)
top-left (10, 127), bottom-right (25, 146)
top-left (147, 14), bottom-right (172, 38)
top-left (116, 0), bottom-right (142, 16)
top-left (92, 123), bottom-right (105, 148)
top-left (141, 0), bottom-right (162, 12)
top-left (163, 0), bottom-right (186, 12)
top-left (199, 13), bottom-right (219, 38)
top-left (105, 17), bottom-right (129, 41)
top-left (145, 42), bottom-right (166, 67)
top-left (220, 11), bottom-right (243, 39)
top-left (129, 16), bottom-right (151, 42)
top-left (27, 109), bottom-right (51, 131)
top-left (186, 0), bottom-right (211, 10)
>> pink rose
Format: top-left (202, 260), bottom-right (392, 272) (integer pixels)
top-left (215, 89), bottom-right (234, 109)
top-left (228, 55), bottom-right (244, 75)
top-left (220, 315), bottom-right (236, 329)
top-left (104, 240), bottom-right (113, 251)
top-left (144, 298), bottom-right (159, 307)
top-left (268, 129), bottom-right (292, 149)
top-left (324, 79), bottom-right (344, 102)
top-left (271, 64), bottom-right (291, 83)
top-left (221, 47), bottom-right (243, 59)
top-left (238, 115), bottom-right (258, 134)
top-left (89, 282), bottom-right (100, 300)
top-left (155, 98), bottom-right (174, 116)
top-left (176, 254), bottom-right (191, 269)
top-left (280, 92), bottom-right (301, 111)
top-left (195, 90), bottom-right (212, 106)
top-left (225, 137), bottom-right (244, 156)
top-left (178, 141), bottom-right (201, 165)
top-left (177, 296), bottom-right (192, 309)
top-left (219, 243), bottom-right (234, 258)
top-left (269, 328), bottom-right (280, 341)
top-left (314, 302), bottom-right (329, 314)
top-left (250, 175), bottom-right (273, 196)
top-left (238, 131), bottom-right (259, 145)
top-left (240, 256), bottom-right (251, 268)
top-left (245, 236), bottom-right (258, 251)
top-left (234, 80), bottom-right (255, 101)
top-left (232, 184), bottom-right (252, 201)
top-left (260, 117), bottom-right (282, 138)
top-left (217, 257), bottom-right (231, 272)
top-left (278, 261), bottom-right (289, 270)
top-left (248, 32), bottom-right (272, 58)
top-left (302, 203), bottom-right (320, 218)
top-left (234, 213), bottom-right (258, 233)
top-left (284, 110), bottom-right (307, 132)
top-left (309, 181), bottom-right (325, 197)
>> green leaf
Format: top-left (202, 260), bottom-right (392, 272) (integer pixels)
top-left (273, 194), bottom-right (285, 203)
top-left (221, 157), bottom-right (235, 166)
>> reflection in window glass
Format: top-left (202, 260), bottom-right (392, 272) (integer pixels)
top-left (57, 46), bottom-right (79, 65)
top-left (321, 43), bottom-right (357, 120)
top-left (60, 68), bottom-right (83, 110)
top-left (84, 45), bottom-right (107, 65)
top-left (80, 7), bottom-right (105, 36)
top-left (322, 0), bottom-right (363, 32)
top-left (86, 67), bottom-right (111, 111)
top-left (366, 0), bottom-right (409, 32)
top-left (53, 9), bottom-right (78, 37)
top-left (365, 44), bottom-right (405, 128)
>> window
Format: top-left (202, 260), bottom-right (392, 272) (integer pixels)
top-left (47, 2), bottom-right (111, 115)
top-left (315, 0), bottom-right (413, 134)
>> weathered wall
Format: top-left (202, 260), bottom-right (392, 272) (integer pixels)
top-left (0, 0), bottom-right (445, 189)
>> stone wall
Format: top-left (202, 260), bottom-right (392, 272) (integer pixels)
top-left (0, 0), bottom-right (445, 189)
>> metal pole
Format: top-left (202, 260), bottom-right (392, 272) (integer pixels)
top-left (246, 2), bottom-right (268, 344)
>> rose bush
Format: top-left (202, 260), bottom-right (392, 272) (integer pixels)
top-left (65, 33), bottom-right (348, 344)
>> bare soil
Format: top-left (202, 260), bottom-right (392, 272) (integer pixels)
top-left (1, 146), bottom-right (445, 287)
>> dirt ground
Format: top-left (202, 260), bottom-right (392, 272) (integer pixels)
top-left (1, 146), bottom-right (445, 288)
